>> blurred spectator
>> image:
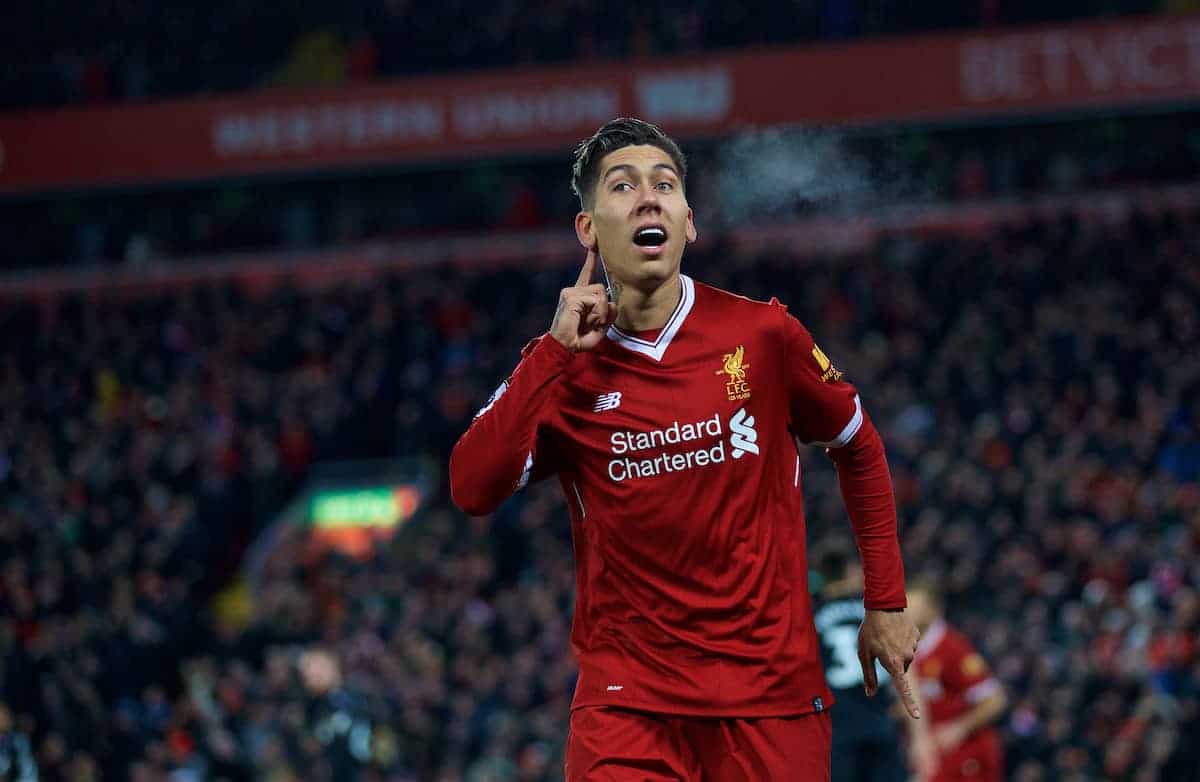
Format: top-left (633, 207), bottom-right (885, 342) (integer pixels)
top-left (272, 29), bottom-right (348, 89)
top-left (0, 703), bottom-right (37, 782)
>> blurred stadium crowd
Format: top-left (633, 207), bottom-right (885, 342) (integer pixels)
top-left (1, 202), bottom-right (1197, 780)
top-left (0, 0), bottom-right (1174, 109)
top-left (4, 2), bottom-right (1200, 780)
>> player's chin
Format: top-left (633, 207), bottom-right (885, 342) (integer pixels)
top-left (627, 257), bottom-right (676, 284)
top-left (631, 242), bottom-right (680, 267)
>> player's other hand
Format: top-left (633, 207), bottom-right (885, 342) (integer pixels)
top-left (551, 246), bottom-right (618, 353)
top-left (858, 608), bottom-right (921, 718)
top-left (933, 721), bottom-right (968, 753)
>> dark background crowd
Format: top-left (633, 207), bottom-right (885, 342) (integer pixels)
top-left (3, 1), bottom-right (1200, 780)
top-left (1, 205), bottom-right (1198, 780)
top-left (0, 0), bottom-right (1176, 110)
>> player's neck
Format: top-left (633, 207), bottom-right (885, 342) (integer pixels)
top-left (614, 274), bottom-right (682, 333)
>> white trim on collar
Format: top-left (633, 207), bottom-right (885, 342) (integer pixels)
top-left (606, 275), bottom-right (695, 362)
top-left (916, 618), bottom-right (947, 658)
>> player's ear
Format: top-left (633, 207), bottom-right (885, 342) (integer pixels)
top-left (685, 207), bottom-right (698, 243)
top-left (575, 211), bottom-right (597, 251)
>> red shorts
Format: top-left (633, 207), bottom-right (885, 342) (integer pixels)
top-left (565, 707), bottom-right (832, 781)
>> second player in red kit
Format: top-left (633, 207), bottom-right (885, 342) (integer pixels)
top-left (451, 118), bottom-right (921, 780)
top-left (908, 583), bottom-right (1008, 782)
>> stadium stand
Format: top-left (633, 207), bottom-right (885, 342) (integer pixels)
top-left (0, 1), bottom-right (1167, 109)
top-left (1, 201), bottom-right (1197, 780)
top-left (4, 3), bottom-right (1200, 781)
top-left (5, 112), bottom-right (1200, 270)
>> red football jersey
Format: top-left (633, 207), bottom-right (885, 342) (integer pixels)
top-left (452, 276), bottom-right (905, 716)
top-left (915, 620), bottom-right (1002, 725)
top-left (915, 619), bottom-right (1004, 778)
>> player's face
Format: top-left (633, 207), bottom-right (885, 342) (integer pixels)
top-left (575, 144), bottom-right (697, 291)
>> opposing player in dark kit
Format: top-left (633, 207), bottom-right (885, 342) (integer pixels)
top-left (815, 540), bottom-right (931, 782)
top-left (451, 118), bottom-right (920, 780)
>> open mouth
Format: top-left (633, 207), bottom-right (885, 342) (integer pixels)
top-left (633, 225), bottom-right (668, 253)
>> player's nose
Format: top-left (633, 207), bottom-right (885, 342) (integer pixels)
top-left (635, 185), bottom-right (662, 212)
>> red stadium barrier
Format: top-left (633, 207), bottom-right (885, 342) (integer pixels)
top-left (2, 13), bottom-right (1200, 193)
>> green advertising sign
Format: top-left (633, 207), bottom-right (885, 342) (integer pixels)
top-left (309, 486), bottom-right (421, 530)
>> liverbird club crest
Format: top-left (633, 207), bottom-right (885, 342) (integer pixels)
top-left (716, 345), bottom-right (752, 401)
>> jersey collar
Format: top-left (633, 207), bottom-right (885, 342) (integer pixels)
top-left (605, 275), bottom-right (695, 362)
top-left (916, 618), bottom-right (947, 658)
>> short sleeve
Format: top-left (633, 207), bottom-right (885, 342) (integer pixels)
top-left (779, 306), bottom-right (863, 447)
top-left (945, 636), bottom-right (1001, 704)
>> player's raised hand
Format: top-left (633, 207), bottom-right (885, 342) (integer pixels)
top-left (550, 246), bottom-right (617, 353)
top-left (858, 609), bottom-right (922, 719)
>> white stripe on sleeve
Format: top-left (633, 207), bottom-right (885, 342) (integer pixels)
top-left (964, 678), bottom-right (1002, 704)
top-left (813, 394), bottom-right (863, 448)
top-left (515, 452), bottom-right (534, 490)
top-left (473, 380), bottom-right (509, 419)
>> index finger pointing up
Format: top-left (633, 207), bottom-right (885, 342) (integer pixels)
top-left (576, 246), bottom-right (597, 288)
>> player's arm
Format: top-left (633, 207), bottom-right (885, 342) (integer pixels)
top-left (948, 687), bottom-right (1007, 736)
top-left (449, 249), bottom-right (615, 516)
top-left (449, 335), bottom-right (570, 515)
top-left (781, 310), bottom-right (905, 609)
top-left (779, 307), bottom-right (920, 714)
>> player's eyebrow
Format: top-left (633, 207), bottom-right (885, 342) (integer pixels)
top-left (602, 162), bottom-right (680, 183)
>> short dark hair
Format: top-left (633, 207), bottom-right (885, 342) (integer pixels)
top-left (571, 117), bottom-right (687, 209)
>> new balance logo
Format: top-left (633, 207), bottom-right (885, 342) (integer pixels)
top-left (729, 407), bottom-right (759, 458)
top-left (593, 391), bottom-right (622, 412)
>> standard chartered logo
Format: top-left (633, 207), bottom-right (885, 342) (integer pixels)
top-left (729, 408), bottom-right (759, 458)
top-left (607, 407), bottom-right (760, 482)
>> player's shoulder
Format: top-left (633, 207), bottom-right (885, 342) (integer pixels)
top-left (937, 624), bottom-right (979, 658)
top-left (691, 278), bottom-right (792, 334)
top-left (941, 623), bottom-right (971, 646)
top-left (691, 277), bottom-right (820, 339)
top-left (692, 277), bottom-right (785, 312)
top-left (935, 625), bottom-right (993, 681)
top-left (520, 333), bottom-right (554, 357)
